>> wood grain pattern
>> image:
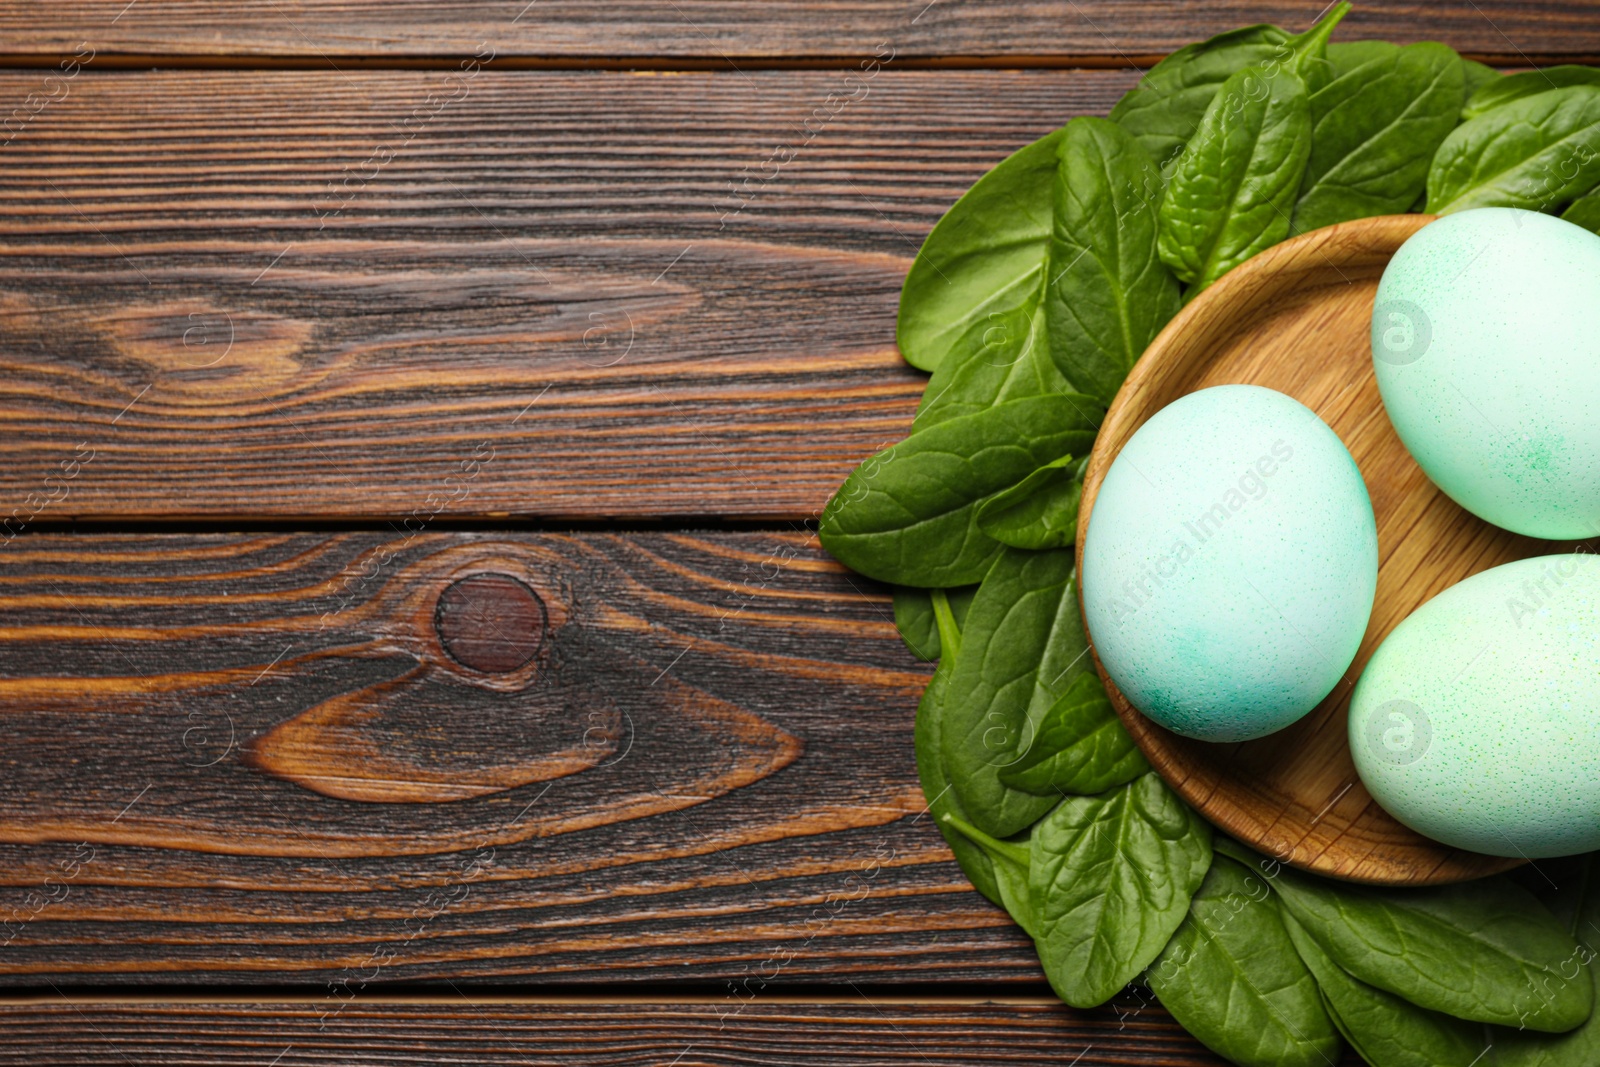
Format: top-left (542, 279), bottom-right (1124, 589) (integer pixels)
top-left (0, 7), bottom-right (1580, 1064)
top-left (0, 529), bottom-right (1066, 985)
top-left (0, 68), bottom-right (1142, 522)
top-left (0, 999), bottom-right (1291, 1066)
top-left (1076, 216), bottom-right (1587, 886)
top-left (0, 2), bottom-right (1595, 65)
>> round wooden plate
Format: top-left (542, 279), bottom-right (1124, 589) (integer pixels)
top-left (1074, 214), bottom-right (1564, 887)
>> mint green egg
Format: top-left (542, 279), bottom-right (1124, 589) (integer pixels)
top-left (1350, 552), bottom-right (1600, 858)
top-left (1372, 208), bottom-right (1600, 539)
top-left (1082, 385), bottom-right (1378, 742)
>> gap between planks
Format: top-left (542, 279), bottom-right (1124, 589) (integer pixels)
top-left (0, 50), bottom-right (1584, 72)
top-left (0, 993), bottom-right (1067, 1005)
top-left (9, 517), bottom-right (820, 535)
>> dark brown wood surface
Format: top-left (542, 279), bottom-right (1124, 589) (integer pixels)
top-left (0, 529), bottom-right (1061, 985)
top-left (0, 2), bottom-right (1596, 65)
top-left (0, 999), bottom-right (1266, 1066)
top-left (0, 68), bottom-right (1137, 522)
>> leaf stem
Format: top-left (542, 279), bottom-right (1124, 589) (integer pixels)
top-left (941, 812), bottom-right (1029, 868)
top-left (1287, 2), bottom-right (1351, 78)
top-left (930, 589), bottom-right (962, 660)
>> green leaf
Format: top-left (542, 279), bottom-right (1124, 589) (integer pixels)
top-left (1486, 854), bottom-right (1600, 1066)
top-left (1269, 863), bottom-right (1594, 1032)
top-left (1461, 58), bottom-right (1503, 101)
top-left (1426, 85), bottom-right (1600, 214)
top-left (818, 393), bottom-right (1102, 588)
top-left (1327, 40), bottom-right (1401, 79)
top-left (941, 813), bottom-right (1040, 939)
top-left (912, 275), bottom-right (1067, 431)
top-left (891, 585), bottom-right (975, 662)
top-left (1030, 772), bottom-right (1212, 1008)
top-left (1158, 64), bottom-right (1313, 290)
top-left (1044, 117), bottom-right (1182, 408)
top-left (1293, 42), bottom-right (1467, 234)
top-left (913, 655), bottom-right (1001, 906)
top-left (1147, 856), bottom-right (1342, 1067)
top-left (999, 671), bottom-right (1148, 795)
top-left (973, 454), bottom-right (1083, 551)
top-left (1281, 907), bottom-right (1489, 1067)
top-left (1109, 24), bottom-right (1291, 171)
top-left (1279, 2), bottom-right (1350, 91)
top-left (1106, 5), bottom-right (1344, 172)
top-left (897, 129), bottom-right (1064, 373)
top-left (893, 588), bottom-right (940, 661)
top-left (941, 547), bottom-right (1091, 837)
top-left (1464, 65), bottom-right (1600, 120)
top-left (929, 589), bottom-right (964, 660)
top-left (1564, 187), bottom-right (1600, 233)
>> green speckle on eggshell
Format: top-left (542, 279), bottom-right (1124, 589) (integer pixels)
top-left (1081, 385), bottom-right (1378, 743)
top-left (1350, 552), bottom-right (1600, 858)
top-left (1371, 208), bottom-right (1600, 540)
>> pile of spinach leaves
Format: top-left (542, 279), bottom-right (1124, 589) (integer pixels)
top-left (819, 6), bottom-right (1600, 1065)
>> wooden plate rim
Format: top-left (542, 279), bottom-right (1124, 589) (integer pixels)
top-left (1072, 214), bottom-right (1521, 886)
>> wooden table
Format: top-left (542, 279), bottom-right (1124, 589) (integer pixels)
top-left (0, 4), bottom-right (1592, 1063)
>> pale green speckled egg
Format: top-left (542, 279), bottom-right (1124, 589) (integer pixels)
top-left (1372, 208), bottom-right (1600, 540)
top-left (1082, 385), bottom-right (1378, 743)
top-left (1350, 552), bottom-right (1600, 858)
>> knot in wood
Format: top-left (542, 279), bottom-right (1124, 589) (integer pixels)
top-left (434, 572), bottom-right (546, 673)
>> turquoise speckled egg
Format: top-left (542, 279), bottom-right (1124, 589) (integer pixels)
top-left (1371, 208), bottom-right (1600, 539)
top-left (1350, 552), bottom-right (1600, 858)
top-left (1082, 385), bottom-right (1378, 742)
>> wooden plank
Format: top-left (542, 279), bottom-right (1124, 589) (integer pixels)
top-left (0, 529), bottom-right (1058, 984)
top-left (0, 999), bottom-right (1271, 1066)
top-left (0, 68), bottom-right (1136, 523)
top-left (0, 2), bottom-right (1595, 65)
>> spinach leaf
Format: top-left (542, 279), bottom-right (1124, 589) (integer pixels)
top-left (1564, 187), bottom-right (1600, 233)
top-left (1107, 4), bottom-right (1344, 171)
top-left (1109, 24), bottom-right (1291, 171)
top-left (941, 547), bottom-right (1090, 836)
top-left (913, 594), bottom-right (1002, 905)
top-left (941, 813), bottom-right (1040, 939)
top-left (893, 588), bottom-right (940, 661)
top-left (897, 129), bottom-right (1064, 373)
top-left (818, 393), bottom-right (1102, 588)
top-left (1147, 856), bottom-right (1341, 1067)
top-left (892, 585), bottom-right (975, 662)
top-left (1464, 65), bottom-right (1600, 121)
top-left (1281, 907), bottom-right (1489, 1067)
top-left (974, 454), bottom-right (1083, 551)
top-left (1031, 772), bottom-right (1212, 1009)
top-left (1268, 862), bottom-right (1594, 1032)
top-left (988, 841), bottom-right (1037, 940)
top-left (1293, 42), bottom-right (1466, 234)
top-left (1278, 3), bottom-right (1350, 92)
top-left (1462, 58), bottom-right (1503, 101)
top-left (912, 276), bottom-right (1067, 431)
top-left (1487, 854), bottom-right (1600, 1066)
top-left (1158, 64), bottom-right (1313, 291)
top-left (914, 655), bottom-right (1002, 905)
top-left (1327, 40), bottom-right (1400, 78)
top-left (1427, 85), bottom-right (1600, 214)
top-left (1045, 117), bottom-right (1182, 408)
top-left (999, 671), bottom-right (1148, 795)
